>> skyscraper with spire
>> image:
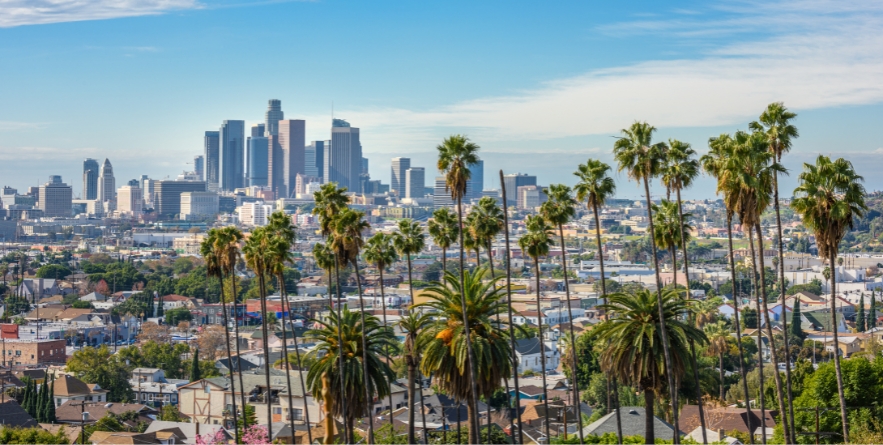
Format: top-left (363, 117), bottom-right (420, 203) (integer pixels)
top-left (265, 99), bottom-right (283, 136)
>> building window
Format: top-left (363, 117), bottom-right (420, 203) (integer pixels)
top-left (273, 407), bottom-right (282, 415)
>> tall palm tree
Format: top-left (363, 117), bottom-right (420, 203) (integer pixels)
top-left (214, 226), bottom-right (249, 432)
top-left (518, 214), bottom-right (554, 441)
top-left (595, 288), bottom-right (706, 444)
top-left (573, 158), bottom-right (622, 443)
top-left (305, 307), bottom-right (397, 444)
top-left (363, 232), bottom-right (400, 432)
top-left (612, 121), bottom-right (681, 441)
top-left (539, 183), bottom-right (585, 441)
top-left (266, 211), bottom-right (311, 443)
top-left (468, 197), bottom-right (504, 276)
top-left (419, 267), bottom-right (516, 445)
top-left (499, 169), bottom-right (525, 444)
top-left (243, 227), bottom-right (276, 437)
top-left (651, 200), bottom-right (692, 289)
top-left (436, 134), bottom-right (482, 434)
top-left (702, 133), bottom-right (755, 442)
top-left (394, 219), bottom-right (426, 306)
top-left (428, 207), bottom-right (459, 273)
top-left (704, 321), bottom-right (730, 401)
top-left (199, 231), bottom-right (239, 443)
top-left (749, 103), bottom-right (799, 439)
top-left (399, 311), bottom-right (432, 444)
top-left (328, 208), bottom-right (377, 443)
top-left (792, 155), bottom-right (867, 442)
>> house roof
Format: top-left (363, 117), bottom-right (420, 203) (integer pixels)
top-left (581, 407), bottom-right (680, 438)
top-left (145, 421), bottom-right (231, 444)
top-left (516, 385), bottom-right (546, 397)
top-left (39, 423), bottom-right (82, 444)
top-left (54, 374), bottom-right (107, 397)
top-left (680, 405), bottom-right (776, 434)
top-left (56, 401), bottom-right (155, 425)
top-left (514, 338), bottom-right (553, 356)
top-left (0, 401), bottom-right (38, 428)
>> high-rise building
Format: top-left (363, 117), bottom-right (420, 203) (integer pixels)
top-left (219, 120), bottom-right (245, 191)
top-left (433, 176), bottom-right (455, 208)
top-left (97, 158), bottom-right (116, 205)
top-left (155, 180), bottom-right (207, 217)
top-left (517, 185), bottom-right (547, 209)
top-left (468, 160), bottom-right (484, 200)
top-left (361, 157), bottom-right (369, 175)
top-left (405, 167), bottom-right (425, 199)
top-left (247, 124), bottom-right (269, 187)
top-left (83, 159), bottom-right (99, 200)
top-left (325, 119), bottom-right (362, 191)
top-left (180, 191), bottom-right (219, 220)
top-left (37, 176), bottom-right (72, 217)
top-left (265, 99), bottom-right (283, 136)
top-left (295, 174), bottom-right (321, 196)
top-left (502, 173), bottom-right (537, 205)
top-left (194, 155), bottom-right (204, 181)
top-left (278, 120), bottom-right (306, 198)
top-left (390, 157), bottom-right (411, 198)
top-left (239, 202), bottom-right (274, 226)
top-left (127, 179), bottom-right (139, 187)
top-left (305, 142), bottom-right (319, 178)
top-left (204, 131), bottom-right (220, 192)
top-left (117, 185), bottom-right (143, 216)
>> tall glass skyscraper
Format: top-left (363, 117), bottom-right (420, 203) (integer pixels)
top-left (204, 131), bottom-right (220, 191)
top-left (305, 141), bottom-right (325, 179)
top-left (265, 99), bottom-right (283, 136)
top-left (83, 158), bottom-right (99, 200)
top-left (219, 120), bottom-right (245, 191)
top-left (390, 157), bottom-right (410, 198)
top-left (247, 123), bottom-right (269, 187)
top-left (325, 119), bottom-right (361, 191)
top-left (468, 159), bottom-right (484, 200)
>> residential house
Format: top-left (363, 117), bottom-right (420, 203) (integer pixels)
top-left (581, 407), bottom-right (681, 439)
top-left (144, 421), bottom-right (233, 445)
top-left (514, 338), bottom-right (560, 373)
top-left (87, 430), bottom-right (179, 445)
top-left (56, 401), bottom-right (155, 427)
top-left (131, 368), bottom-right (184, 406)
top-left (680, 405), bottom-right (775, 437)
top-left (0, 400), bottom-right (38, 428)
top-left (52, 374), bottom-right (108, 408)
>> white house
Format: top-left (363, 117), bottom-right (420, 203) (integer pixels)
top-left (514, 338), bottom-right (560, 373)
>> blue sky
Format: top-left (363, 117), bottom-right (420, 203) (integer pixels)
top-left (2, 0), bottom-right (883, 200)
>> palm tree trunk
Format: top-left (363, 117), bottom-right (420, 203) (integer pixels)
top-left (322, 374), bottom-right (335, 445)
top-left (377, 266), bottom-right (395, 434)
top-left (772, 171), bottom-right (796, 441)
top-left (456, 195), bottom-right (482, 445)
top-left (230, 271), bottom-right (249, 433)
top-left (754, 222), bottom-right (790, 445)
top-left (830, 250), bottom-right (849, 442)
top-left (557, 224), bottom-right (585, 444)
top-left (641, 175), bottom-right (679, 444)
top-left (719, 352), bottom-right (725, 401)
top-left (592, 201), bottom-right (622, 444)
top-left (404, 254), bottom-right (428, 444)
top-left (442, 247), bottom-right (447, 276)
top-left (217, 273), bottom-right (239, 443)
top-left (332, 260), bottom-right (350, 442)
top-left (727, 213), bottom-right (754, 444)
top-left (279, 274), bottom-right (311, 444)
top-left (457, 401), bottom-right (462, 445)
top-left (257, 270), bottom-right (274, 439)
top-left (747, 229), bottom-right (767, 445)
top-left (534, 260), bottom-right (551, 441)
top-left (644, 388), bottom-right (655, 445)
top-left (420, 384), bottom-right (428, 444)
top-left (675, 187), bottom-right (707, 445)
top-left (353, 260), bottom-right (375, 444)
top-left (407, 360), bottom-right (417, 444)
top-left (499, 171), bottom-right (525, 445)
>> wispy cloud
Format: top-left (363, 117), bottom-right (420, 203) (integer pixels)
top-left (325, 0), bottom-right (883, 155)
top-left (0, 0), bottom-right (200, 28)
top-left (0, 121), bottom-right (44, 131)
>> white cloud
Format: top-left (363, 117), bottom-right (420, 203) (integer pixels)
top-left (325, 1), bottom-right (883, 154)
top-left (0, 0), bottom-right (200, 28)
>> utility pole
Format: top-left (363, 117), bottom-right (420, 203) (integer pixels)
top-left (70, 401), bottom-right (90, 444)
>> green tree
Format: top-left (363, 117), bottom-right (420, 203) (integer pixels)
top-left (35, 264), bottom-right (72, 279)
top-left (790, 296), bottom-right (805, 342)
top-left (870, 289), bottom-right (877, 330)
top-left (67, 345), bottom-right (133, 402)
top-left (594, 288), bottom-right (706, 444)
top-left (792, 155), bottom-right (868, 442)
top-left (398, 311), bottom-right (432, 444)
top-left (164, 307), bottom-right (192, 326)
top-left (190, 347), bottom-right (201, 381)
top-left (427, 207), bottom-right (459, 273)
top-left (857, 293), bottom-right (867, 332)
top-left (243, 227), bottom-right (276, 436)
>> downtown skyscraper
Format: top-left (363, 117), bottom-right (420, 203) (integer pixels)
top-left (204, 131), bottom-right (220, 192)
top-left (83, 158), bottom-right (99, 200)
top-left (325, 119), bottom-right (361, 191)
top-left (219, 120), bottom-right (245, 192)
top-left (265, 99), bottom-right (283, 136)
top-left (247, 124), bottom-right (268, 187)
top-left (97, 158), bottom-right (115, 204)
top-left (391, 157), bottom-right (410, 198)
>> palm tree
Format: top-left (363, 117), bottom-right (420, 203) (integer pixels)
top-left (305, 307), bottom-right (397, 444)
top-left (594, 288), bottom-right (706, 444)
top-left (266, 211), bottom-right (311, 443)
top-left (792, 155), bottom-right (867, 442)
top-left (518, 214), bottom-right (554, 441)
top-left (651, 200), bottom-right (692, 289)
top-left (243, 227), bottom-right (275, 437)
top-left (419, 267), bottom-right (516, 445)
top-left (394, 219), bottom-right (426, 306)
top-left (199, 231), bottom-right (239, 443)
top-left (399, 311), bottom-right (432, 444)
top-left (436, 134), bottom-right (482, 434)
top-left (468, 197), bottom-right (504, 276)
top-left (750, 102), bottom-right (799, 439)
top-left (704, 321), bottom-right (730, 401)
top-left (499, 169), bottom-right (525, 444)
top-left (613, 121), bottom-right (680, 440)
top-left (428, 207), bottom-right (459, 273)
top-left (702, 133), bottom-right (756, 441)
top-left (573, 158), bottom-right (622, 442)
top-left (363, 232), bottom-right (400, 432)
top-left (214, 226), bottom-right (249, 432)
top-left (538, 183), bottom-right (585, 441)
top-left (329, 208), bottom-right (377, 443)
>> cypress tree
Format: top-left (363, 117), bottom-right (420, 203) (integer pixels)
top-left (21, 379), bottom-right (31, 412)
top-left (790, 296), bottom-right (804, 342)
top-left (857, 293), bottom-right (866, 332)
top-left (26, 379), bottom-right (36, 417)
top-left (190, 347), bottom-right (201, 382)
top-left (35, 379), bottom-right (45, 422)
top-left (46, 378), bottom-right (56, 423)
top-left (870, 289), bottom-right (877, 330)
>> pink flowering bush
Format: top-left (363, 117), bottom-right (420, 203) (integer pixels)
top-left (241, 425), bottom-right (271, 445)
top-left (194, 429), bottom-right (229, 445)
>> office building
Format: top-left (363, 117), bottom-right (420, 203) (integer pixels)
top-left (96, 158), bottom-right (115, 205)
top-left (180, 191), bottom-right (219, 220)
top-left (239, 202), bottom-right (274, 226)
top-left (502, 173), bottom-right (537, 205)
top-left (219, 120), bottom-right (245, 192)
top-left (194, 155), bottom-right (204, 181)
top-left (265, 99), bottom-right (283, 136)
top-left (142, 178), bottom-right (157, 208)
top-left (116, 185), bottom-right (143, 216)
top-left (127, 179), bottom-right (140, 187)
top-left (468, 160), bottom-right (484, 200)
top-left (361, 157), bottom-right (369, 175)
top-left (155, 180), bottom-right (207, 217)
top-left (325, 119), bottom-right (362, 191)
top-left (390, 157), bottom-right (410, 198)
top-left (37, 176), bottom-right (72, 217)
top-left (204, 131), bottom-right (220, 191)
top-left (517, 185), bottom-right (546, 210)
top-left (433, 176), bottom-right (455, 208)
top-left (295, 174), bottom-right (321, 196)
top-left (305, 141), bottom-right (325, 179)
top-left (83, 159), bottom-right (99, 200)
top-left (278, 119), bottom-right (306, 198)
top-left (247, 124), bottom-right (269, 187)
top-left (405, 167), bottom-right (425, 199)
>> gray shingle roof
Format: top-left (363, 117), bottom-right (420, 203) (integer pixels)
top-left (581, 407), bottom-right (680, 438)
top-left (514, 338), bottom-right (552, 356)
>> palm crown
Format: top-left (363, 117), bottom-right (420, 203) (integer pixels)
top-left (518, 215), bottom-right (554, 261)
top-left (540, 184), bottom-right (577, 228)
top-left (749, 102), bottom-right (799, 161)
top-left (393, 219), bottom-right (425, 258)
top-left (613, 121), bottom-right (666, 182)
top-left (574, 159), bottom-right (616, 210)
top-left (363, 233), bottom-right (398, 271)
top-left (428, 208), bottom-right (459, 251)
top-left (436, 135), bottom-right (480, 201)
top-left (661, 139), bottom-right (699, 194)
top-left (312, 183), bottom-right (349, 238)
